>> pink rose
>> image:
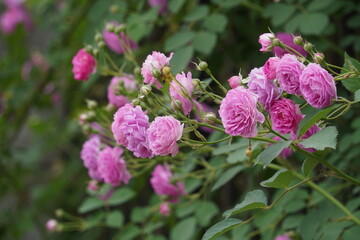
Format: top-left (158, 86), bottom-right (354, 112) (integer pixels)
top-left (273, 32), bottom-right (307, 58)
top-left (112, 104), bottom-right (154, 158)
top-left (219, 86), bottom-right (265, 137)
top-left (0, 6), bottom-right (31, 34)
top-left (46, 219), bottom-right (58, 232)
top-left (248, 67), bottom-right (282, 110)
top-left (159, 202), bottom-right (171, 216)
top-left (170, 71), bottom-right (194, 115)
top-left (141, 51), bottom-right (173, 89)
top-left (98, 146), bottom-right (131, 187)
top-left (72, 49), bottom-right (96, 81)
top-left (147, 116), bottom-right (183, 157)
top-left (228, 75), bottom-right (241, 89)
top-left (150, 164), bottom-right (186, 203)
top-left (299, 63), bottom-right (337, 109)
top-left (103, 21), bottom-right (137, 54)
top-left (259, 33), bottom-right (274, 52)
top-left (274, 234), bottom-right (291, 240)
top-left (263, 57), bottom-right (280, 81)
top-left (107, 75), bottom-right (137, 108)
top-left (80, 135), bottom-right (102, 181)
top-left (269, 98), bottom-right (303, 136)
top-left (276, 54), bottom-right (304, 95)
top-left (148, 0), bottom-right (168, 14)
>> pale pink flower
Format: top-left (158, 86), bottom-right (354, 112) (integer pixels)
top-left (159, 202), bottom-right (171, 216)
top-left (46, 219), bottom-right (58, 232)
top-left (0, 6), bottom-right (31, 34)
top-left (72, 49), bottom-right (96, 81)
top-left (276, 54), bottom-right (304, 95)
top-left (170, 71), bottom-right (194, 115)
top-left (228, 75), bottom-right (241, 89)
top-left (148, 0), bottom-right (168, 14)
top-left (103, 21), bottom-right (137, 54)
top-left (107, 75), bottom-right (137, 108)
top-left (80, 135), bottom-right (102, 181)
top-left (259, 33), bottom-right (274, 52)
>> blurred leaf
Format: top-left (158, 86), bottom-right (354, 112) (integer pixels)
top-left (223, 190), bottom-right (267, 218)
top-left (176, 200), bottom-right (201, 218)
top-left (169, 0), bottom-right (186, 13)
top-left (165, 30), bottom-right (195, 51)
top-left (282, 214), bottom-right (304, 230)
top-left (260, 168), bottom-right (292, 189)
top-left (195, 201), bottom-right (219, 227)
top-left (347, 15), bottom-right (360, 29)
top-left (343, 226), bottom-right (360, 240)
top-left (212, 165), bottom-right (246, 191)
top-left (284, 13), bottom-right (303, 33)
top-left (170, 45), bottom-right (194, 73)
top-left (78, 197), bottom-right (103, 214)
top-left (170, 217), bottom-right (196, 240)
top-left (107, 187), bottom-right (136, 206)
top-left (184, 178), bottom-right (202, 193)
top-left (131, 207), bottom-right (151, 223)
top-left (203, 14), bottom-right (228, 33)
top-left (253, 204), bottom-right (282, 228)
top-left (202, 218), bottom-right (242, 240)
top-left (255, 141), bottom-right (292, 168)
top-left (300, 126), bottom-right (338, 150)
top-left (213, 141), bottom-right (247, 155)
top-left (114, 224), bottom-right (140, 240)
top-left (307, 0), bottom-right (335, 11)
top-left (211, 0), bottom-right (245, 8)
top-left (231, 224), bottom-right (250, 240)
top-left (184, 5), bottom-right (209, 22)
top-left (264, 3), bottom-right (296, 26)
top-left (226, 148), bottom-right (247, 163)
top-left (106, 211), bottom-right (124, 228)
top-left (299, 13), bottom-right (329, 35)
top-left (354, 89), bottom-right (360, 102)
top-left (194, 32), bottom-right (217, 55)
top-left (302, 157), bottom-right (318, 177)
top-left (342, 53), bottom-right (360, 92)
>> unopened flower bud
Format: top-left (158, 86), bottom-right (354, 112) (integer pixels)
top-left (313, 52), bottom-right (325, 64)
top-left (86, 99), bottom-right (98, 109)
top-left (85, 45), bottom-right (93, 54)
top-left (46, 219), bottom-right (58, 232)
top-left (106, 23), bottom-right (115, 33)
top-left (109, 4), bottom-right (120, 13)
top-left (87, 180), bottom-right (99, 191)
top-left (95, 33), bottom-right (102, 42)
top-left (140, 85), bottom-right (152, 96)
top-left (272, 38), bottom-right (281, 47)
top-left (304, 42), bottom-right (313, 52)
top-left (105, 103), bottom-right (115, 112)
top-left (162, 66), bottom-right (171, 75)
top-left (192, 79), bottom-right (200, 88)
top-left (152, 68), bottom-right (162, 78)
top-left (245, 147), bottom-right (252, 158)
top-left (134, 66), bottom-right (141, 76)
top-left (171, 99), bottom-right (182, 112)
top-left (132, 98), bottom-right (141, 106)
top-left (115, 24), bottom-right (126, 34)
top-left (55, 209), bottom-right (64, 218)
top-left (198, 61), bottom-right (208, 71)
top-left (87, 111), bottom-right (96, 119)
top-left (266, 45), bottom-right (274, 51)
top-left (98, 41), bottom-right (105, 48)
top-left (92, 48), bottom-right (99, 57)
top-left (293, 36), bottom-right (303, 45)
top-left (204, 112), bottom-right (217, 123)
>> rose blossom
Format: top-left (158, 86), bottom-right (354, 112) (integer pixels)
top-left (0, 6), bottom-right (31, 34)
top-left (274, 234), bottom-right (291, 240)
top-left (107, 75), bottom-right (137, 108)
top-left (259, 33), bottom-right (274, 52)
top-left (299, 63), bottom-right (337, 109)
top-left (159, 202), bottom-right (171, 216)
top-left (228, 75), bottom-right (241, 89)
top-left (219, 86), bottom-right (265, 137)
top-left (141, 51), bottom-right (173, 89)
top-left (299, 124), bottom-right (322, 152)
top-left (170, 71), bottom-right (194, 115)
top-left (112, 104), bottom-right (154, 158)
top-left (150, 164), bottom-right (186, 203)
top-left (276, 54), bottom-right (304, 95)
top-left (248, 67), bottom-right (282, 110)
top-left (263, 57), bottom-right (280, 81)
top-left (80, 135), bottom-right (102, 181)
top-left (147, 116), bottom-right (183, 157)
top-left (273, 32), bottom-right (307, 57)
top-left (103, 21), bottom-right (137, 54)
top-left (72, 49), bottom-right (96, 81)
top-left (97, 146), bottom-right (131, 187)
top-left (148, 0), bottom-right (167, 14)
top-left (269, 98), bottom-right (303, 136)
top-left (46, 219), bottom-right (58, 232)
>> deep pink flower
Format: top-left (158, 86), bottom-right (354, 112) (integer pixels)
top-left (248, 67), bottom-right (282, 110)
top-left (107, 75), bottom-right (137, 108)
top-left (103, 21), bottom-right (137, 54)
top-left (276, 54), bottom-right (304, 95)
top-left (170, 71), bottom-right (194, 115)
top-left (141, 51), bottom-right (173, 89)
top-left (299, 63), bottom-right (337, 109)
top-left (263, 57), bottom-right (280, 81)
top-left (159, 202), bottom-right (171, 216)
top-left (150, 164), bottom-right (186, 203)
top-left (270, 98), bottom-right (303, 136)
top-left (259, 33), bottom-right (274, 52)
top-left (273, 32), bottom-right (307, 57)
top-left (147, 116), bottom-right (183, 157)
top-left (80, 135), bottom-right (102, 181)
top-left (0, 6), bottom-right (31, 34)
top-left (299, 124), bottom-right (322, 152)
top-left (98, 146), bottom-right (131, 187)
top-left (219, 86), bottom-right (265, 137)
top-left (72, 49), bottom-right (96, 81)
top-left (46, 219), bottom-right (58, 232)
top-left (112, 104), bottom-right (154, 158)
top-left (228, 75), bottom-right (241, 89)
top-left (148, 0), bottom-right (167, 14)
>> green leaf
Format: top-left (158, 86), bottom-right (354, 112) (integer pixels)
top-left (195, 201), bottom-right (220, 227)
top-left (184, 5), bottom-right (209, 22)
top-left (300, 126), bottom-right (338, 150)
top-left (193, 31), bottom-right (217, 55)
top-left (284, 13), bottom-right (303, 33)
top-left (170, 45), bottom-right (194, 73)
top-left (307, 0), bottom-right (335, 11)
top-left (170, 217), bottom-right (196, 240)
top-left (282, 214), bottom-right (304, 230)
top-left (114, 224), bottom-right (140, 240)
top-left (223, 190), bottom-right (267, 218)
top-left (202, 218), bottom-right (243, 240)
top-left (213, 141), bottom-right (247, 155)
top-left (203, 14), bottom-right (228, 33)
top-left (255, 141), bottom-right (292, 168)
top-left (169, 0), bottom-right (186, 14)
top-left (106, 211), bottom-right (124, 228)
top-left (212, 165), bottom-right (246, 191)
top-left (260, 169), bottom-right (292, 189)
top-left (264, 3), bottom-right (296, 26)
top-left (302, 157), bottom-right (318, 177)
top-left (299, 13), bottom-right (329, 34)
top-left (211, 0), bottom-right (245, 8)
top-left (184, 178), bottom-right (202, 193)
top-left (176, 200), bottom-right (201, 218)
top-left (131, 207), bottom-right (151, 223)
top-left (343, 226), bottom-right (360, 240)
top-left (226, 148), bottom-right (248, 163)
top-left (107, 187), bottom-right (136, 206)
top-left (78, 197), bottom-right (103, 214)
top-left (354, 89), bottom-right (360, 102)
top-left (165, 30), bottom-right (195, 51)
top-left (342, 53), bottom-right (360, 93)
